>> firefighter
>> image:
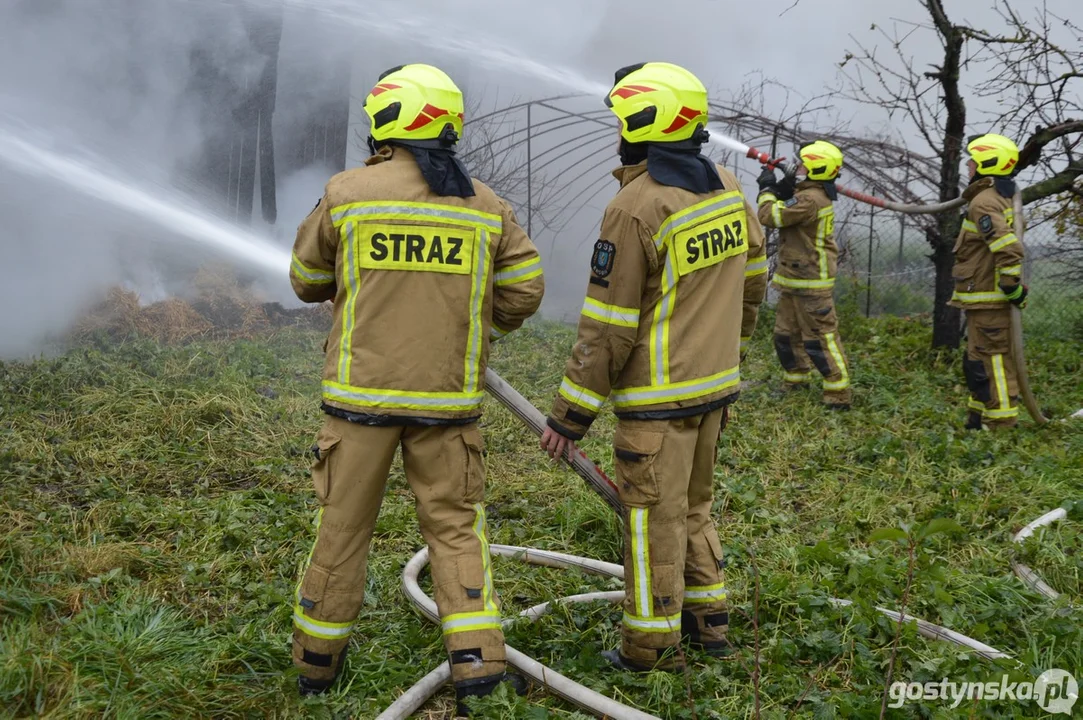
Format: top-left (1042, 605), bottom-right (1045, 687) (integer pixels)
top-left (756, 141), bottom-right (852, 409)
top-left (951, 133), bottom-right (1026, 429)
top-left (540, 62), bottom-right (767, 672)
top-left (288, 64), bottom-right (543, 714)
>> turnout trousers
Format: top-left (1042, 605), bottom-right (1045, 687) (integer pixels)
top-left (292, 415), bottom-right (505, 686)
top-left (613, 407), bottom-right (729, 669)
top-left (963, 308), bottom-right (1019, 428)
top-left (773, 291), bottom-right (852, 405)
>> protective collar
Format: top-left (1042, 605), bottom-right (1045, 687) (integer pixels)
top-left (394, 142), bottom-right (475, 198)
top-left (797, 178), bottom-right (838, 201)
top-left (644, 142), bottom-right (723, 194)
top-left (993, 176), bottom-right (1017, 198)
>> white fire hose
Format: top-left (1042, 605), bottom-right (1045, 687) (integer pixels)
top-left (373, 371), bottom-right (1011, 718)
top-left (1012, 508), bottom-right (1070, 602)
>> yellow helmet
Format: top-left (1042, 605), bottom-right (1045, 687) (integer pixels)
top-left (799, 140), bottom-right (844, 181)
top-left (364, 64), bottom-right (464, 146)
top-left (604, 62), bottom-right (709, 144)
top-left (967, 133), bottom-right (1019, 176)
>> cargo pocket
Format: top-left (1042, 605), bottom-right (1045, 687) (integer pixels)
top-left (310, 428), bottom-right (341, 505)
top-left (613, 425), bottom-right (664, 507)
top-left (298, 564), bottom-right (331, 614)
top-left (974, 318), bottom-right (1010, 355)
top-left (461, 426), bottom-right (486, 502)
top-left (457, 554), bottom-right (487, 607)
top-left (651, 562), bottom-right (679, 614)
top-left (705, 531), bottom-right (725, 571)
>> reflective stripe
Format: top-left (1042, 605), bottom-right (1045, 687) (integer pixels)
top-left (951, 290), bottom-right (1008, 304)
top-left (744, 255), bottom-right (768, 277)
top-left (991, 354), bottom-right (1011, 413)
top-left (824, 333), bottom-right (850, 391)
top-left (988, 234), bottom-right (1018, 252)
top-left (816, 206), bottom-right (833, 281)
top-left (784, 371), bottom-right (811, 383)
top-left (962, 219), bottom-right (978, 233)
top-left (999, 264), bottom-right (1022, 276)
top-left (772, 275), bottom-right (836, 290)
top-left (630, 508), bottom-right (651, 618)
top-left (338, 224), bottom-right (361, 383)
top-left (582, 297), bottom-right (640, 328)
top-left (652, 191), bottom-right (745, 250)
top-left (771, 201), bottom-right (783, 227)
top-left (472, 504), bottom-right (498, 612)
top-left (650, 253), bottom-right (678, 384)
top-left (622, 611), bottom-right (683, 633)
top-left (323, 381), bottom-right (484, 411)
top-left (757, 192), bottom-right (778, 205)
top-left (612, 366), bottom-right (740, 407)
top-left (984, 406), bottom-right (1019, 419)
top-left (442, 611), bottom-right (503, 635)
top-left (494, 256), bottom-right (542, 286)
top-left (558, 377), bottom-right (605, 411)
top-left (490, 324), bottom-right (509, 341)
top-left (684, 582), bottom-right (727, 604)
top-left (293, 611), bottom-right (353, 640)
top-left (464, 230), bottom-right (491, 393)
top-left (331, 201), bottom-right (502, 233)
top-left (740, 336), bottom-right (750, 353)
top-left (967, 398), bottom-right (987, 412)
top-left (291, 253), bottom-right (335, 285)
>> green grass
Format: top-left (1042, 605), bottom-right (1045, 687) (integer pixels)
top-left (1, 315), bottom-right (1082, 719)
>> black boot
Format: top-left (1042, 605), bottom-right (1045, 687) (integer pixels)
top-left (454, 671), bottom-right (528, 717)
top-left (297, 649), bottom-right (347, 697)
top-left (681, 610), bottom-right (733, 658)
top-left (601, 649), bottom-right (685, 674)
top-left (964, 411), bottom-right (984, 431)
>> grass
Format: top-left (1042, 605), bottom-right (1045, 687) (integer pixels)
top-left (1, 310), bottom-right (1082, 719)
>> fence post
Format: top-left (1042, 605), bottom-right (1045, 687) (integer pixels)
top-left (866, 205), bottom-right (874, 318)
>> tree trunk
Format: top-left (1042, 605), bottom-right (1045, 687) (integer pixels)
top-left (929, 228), bottom-right (960, 348)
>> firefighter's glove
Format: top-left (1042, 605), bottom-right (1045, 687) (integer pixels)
top-left (1002, 282), bottom-right (1028, 309)
top-left (775, 173), bottom-right (796, 201)
top-left (756, 167), bottom-right (778, 193)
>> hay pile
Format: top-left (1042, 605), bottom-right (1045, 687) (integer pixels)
top-left (72, 269), bottom-right (331, 345)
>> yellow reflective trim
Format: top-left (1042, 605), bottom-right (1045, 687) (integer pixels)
top-left (582, 297), bottom-right (640, 328)
top-left (772, 201), bottom-right (783, 227)
top-left (472, 504), bottom-right (498, 613)
top-left (441, 611), bottom-right (503, 635)
top-left (951, 290), bottom-right (1008, 304)
top-left (684, 582), bottom-right (727, 604)
top-left (962, 219), bottom-right (978, 233)
top-left (323, 381), bottom-right (484, 411)
top-left (490, 323), bottom-right (509, 341)
top-left (991, 354), bottom-right (1010, 412)
top-left (984, 406), bottom-right (1019, 419)
top-left (494, 256), bottom-right (543, 286)
top-left (330, 201), bottom-right (502, 232)
top-left (967, 398), bottom-right (987, 412)
top-left (824, 333), bottom-right (850, 391)
top-left (999, 265), bottom-right (1022, 276)
top-left (558, 377), bottom-right (605, 411)
top-left (757, 192), bottom-right (778, 205)
top-left (293, 612), bottom-right (354, 640)
top-left (651, 253), bottom-right (678, 384)
top-left (744, 255), bottom-right (768, 277)
top-left (630, 508), bottom-right (651, 618)
top-left (612, 366), bottom-right (741, 407)
top-left (652, 191), bottom-right (745, 250)
top-left (465, 230), bottom-right (491, 393)
top-left (988, 234), bottom-right (1018, 252)
top-left (291, 253), bottom-right (335, 284)
top-left (622, 611), bottom-right (683, 633)
top-left (773, 275), bottom-right (836, 290)
top-left (816, 206), bottom-right (834, 281)
top-left (1004, 209), bottom-right (1015, 226)
top-left (784, 371), bottom-right (811, 383)
top-left (338, 223), bottom-right (361, 384)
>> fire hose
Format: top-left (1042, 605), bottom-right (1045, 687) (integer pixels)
top-left (376, 370), bottom-right (1010, 718)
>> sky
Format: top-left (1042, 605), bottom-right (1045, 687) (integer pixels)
top-left (0, 0), bottom-right (1077, 354)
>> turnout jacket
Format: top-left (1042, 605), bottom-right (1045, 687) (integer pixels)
top-left (949, 177), bottom-right (1025, 311)
top-left (290, 146), bottom-right (544, 422)
top-left (757, 180), bottom-right (837, 296)
top-left (548, 161), bottom-right (767, 440)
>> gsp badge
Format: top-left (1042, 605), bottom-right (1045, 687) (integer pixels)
top-left (784, 197), bottom-right (798, 207)
top-left (978, 214), bottom-right (994, 236)
top-left (591, 240), bottom-right (616, 277)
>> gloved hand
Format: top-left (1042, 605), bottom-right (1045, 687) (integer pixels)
top-left (775, 172), bottom-right (797, 201)
top-left (1002, 283), bottom-right (1028, 308)
top-left (757, 167), bottom-right (778, 193)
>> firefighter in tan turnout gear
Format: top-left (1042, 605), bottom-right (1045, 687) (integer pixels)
top-left (951, 133), bottom-right (1027, 430)
top-left (757, 141), bottom-right (853, 409)
top-left (288, 64), bottom-right (543, 713)
top-left (540, 62), bottom-right (767, 672)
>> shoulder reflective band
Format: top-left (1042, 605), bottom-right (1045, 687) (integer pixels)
top-left (962, 219), bottom-right (978, 233)
top-left (330, 201), bottom-right (502, 234)
top-left (653, 191), bottom-right (745, 251)
top-left (494, 256), bottom-right (543, 286)
top-left (772, 275), bottom-right (836, 290)
top-left (951, 290), bottom-right (1009, 304)
top-left (612, 366), bottom-right (740, 408)
top-left (744, 255), bottom-right (768, 277)
top-left (683, 582), bottom-right (726, 604)
top-left (291, 253), bottom-right (335, 285)
top-left (581, 297), bottom-right (640, 328)
top-left (988, 234), bottom-right (1018, 252)
top-left (323, 381), bottom-right (485, 411)
top-left (441, 610), bottom-right (502, 635)
top-left (558, 377), bottom-right (605, 411)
